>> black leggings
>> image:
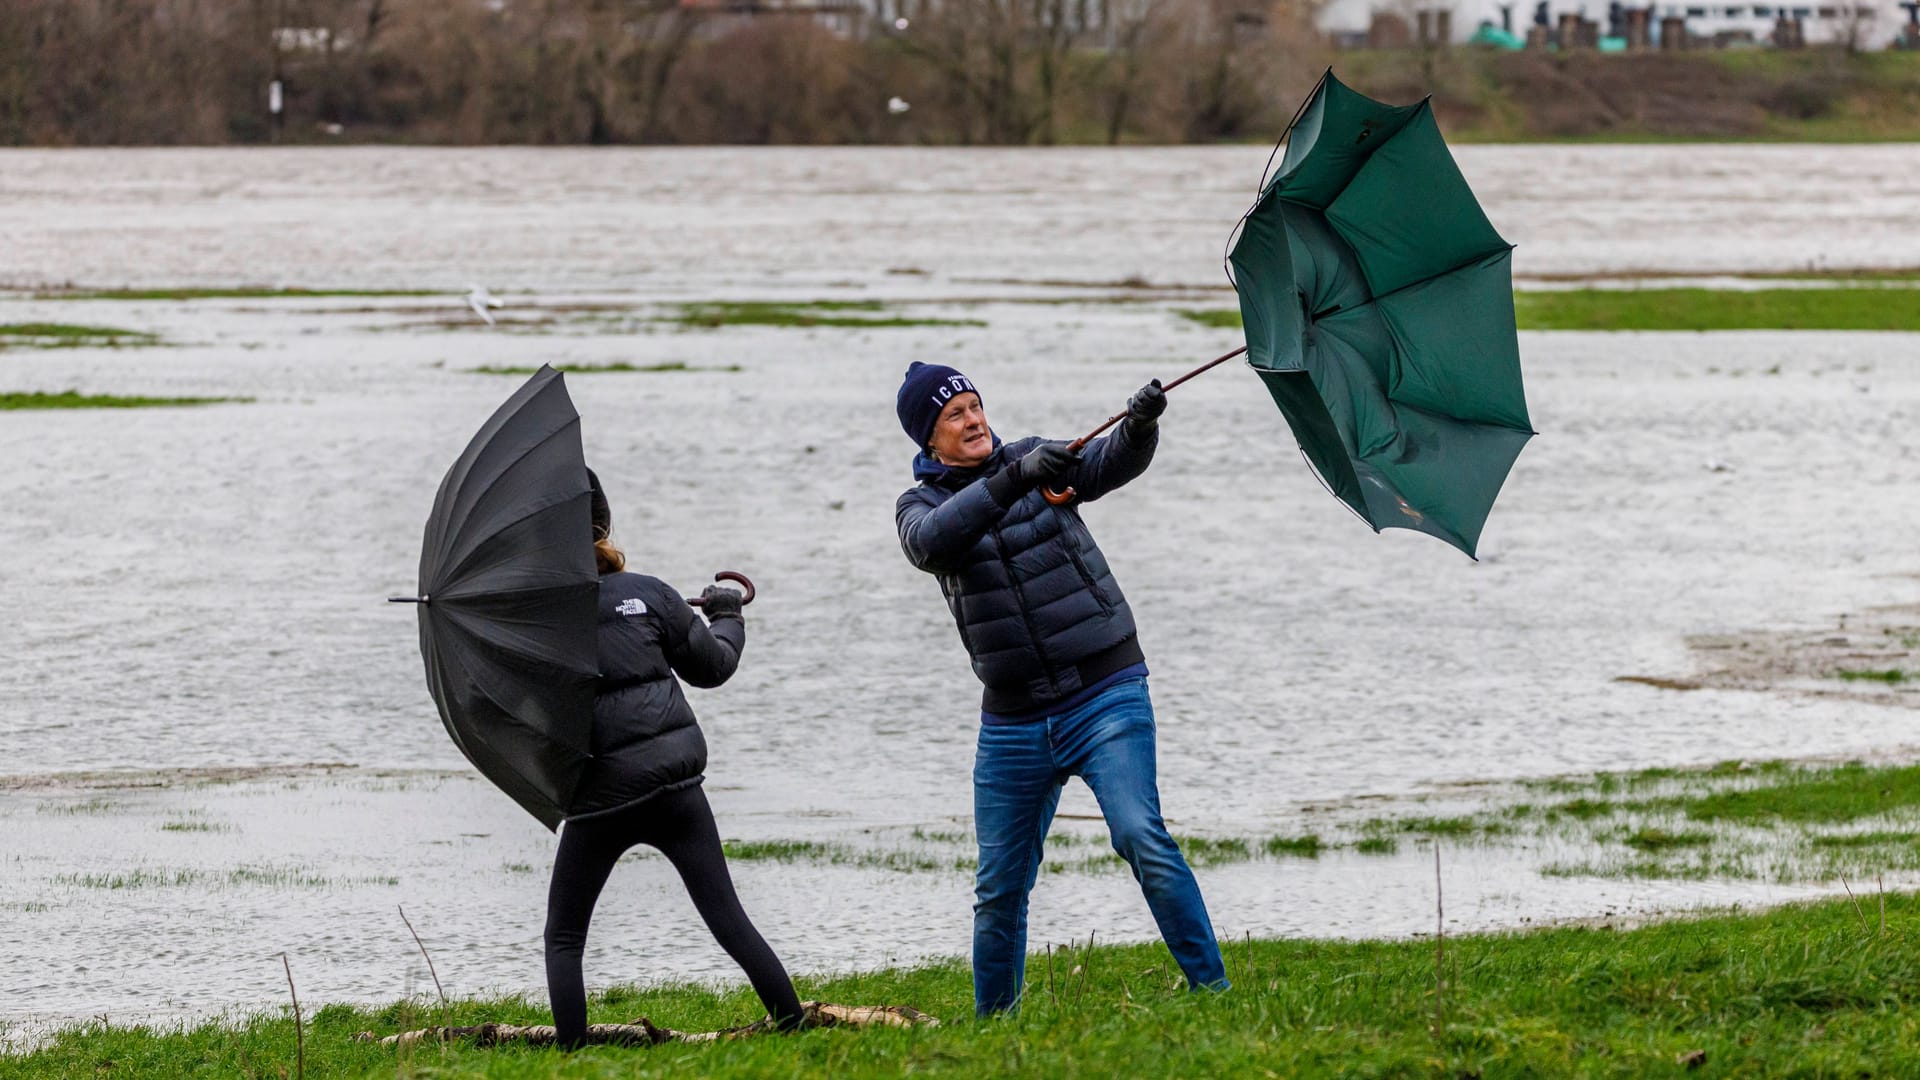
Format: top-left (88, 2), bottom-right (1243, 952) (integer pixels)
top-left (544, 784), bottom-right (804, 1045)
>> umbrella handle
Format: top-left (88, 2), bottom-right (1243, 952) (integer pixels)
top-left (687, 570), bottom-right (755, 607)
top-left (1040, 344), bottom-right (1249, 506)
top-left (1039, 434), bottom-right (1098, 506)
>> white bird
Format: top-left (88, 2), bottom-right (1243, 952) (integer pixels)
top-left (1704, 458), bottom-right (1734, 473)
top-left (888, 96), bottom-right (911, 115)
top-left (894, 17), bottom-right (910, 30)
top-left (465, 285), bottom-right (503, 327)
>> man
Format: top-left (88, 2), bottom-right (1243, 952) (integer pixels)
top-left (893, 361), bottom-right (1228, 1016)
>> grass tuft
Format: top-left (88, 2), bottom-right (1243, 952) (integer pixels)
top-left (1836, 668), bottom-right (1907, 684)
top-left (0, 322), bottom-right (157, 345)
top-left (1621, 827), bottom-right (1715, 852)
top-left (1263, 834), bottom-right (1324, 858)
top-left (469, 361), bottom-right (741, 376)
top-left (34, 287), bottom-right (444, 301)
top-left (0, 391), bottom-right (249, 410)
top-left (670, 301), bottom-right (985, 330)
top-left (1176, 287), bottom-right (1920, 334)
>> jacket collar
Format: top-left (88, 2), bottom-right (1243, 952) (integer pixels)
top-left (913, 434), bottom-right (1003, 487)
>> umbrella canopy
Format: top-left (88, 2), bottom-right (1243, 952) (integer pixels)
top-left (1228, 71), bottom-right (1533, 558)
top-left (411, 365), bottom-right (599, 830)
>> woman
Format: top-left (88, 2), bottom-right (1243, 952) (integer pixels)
top-left (543, 469), bottom-right (805, 1046)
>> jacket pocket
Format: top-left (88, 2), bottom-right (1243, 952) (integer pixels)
top-left (941, 574), bottom-right (978, 653)
top-left (1065, 545), bottom-right (1115, 616)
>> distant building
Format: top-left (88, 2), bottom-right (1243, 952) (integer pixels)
top-left (1316, 0), bottom-right (1912, 47)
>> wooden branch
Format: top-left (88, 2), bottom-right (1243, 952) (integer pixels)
top-left (355, 1001), bottom-right (939, 1049)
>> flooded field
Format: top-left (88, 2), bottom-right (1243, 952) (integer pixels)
top-left (2, 145), bottom-right (1918, 1035)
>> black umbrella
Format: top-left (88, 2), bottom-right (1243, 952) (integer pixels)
top-left (395, 366), bottom-right (599, 831)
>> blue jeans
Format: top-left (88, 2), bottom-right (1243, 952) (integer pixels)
top-left (971, 676), bottom-right (1227, 1015)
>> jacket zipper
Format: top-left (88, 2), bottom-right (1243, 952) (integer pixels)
top-left (992, 523), bottom-right (1057, 691)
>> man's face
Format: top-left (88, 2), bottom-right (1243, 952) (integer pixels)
top-left (928, 391), bottom-right (992, 468)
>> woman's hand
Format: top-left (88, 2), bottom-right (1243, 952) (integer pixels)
top-left (699, 585), bottom-right (744, 621)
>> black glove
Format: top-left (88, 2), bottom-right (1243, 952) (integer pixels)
top-left (1127, 379), bottom-right (1167, 425)
top-left (1012, 442), bottom-right (1079, 487)
top-left (699, 585), bottom-right (744, 621)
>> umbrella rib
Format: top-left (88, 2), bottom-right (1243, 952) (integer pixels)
top-left (1224, 67), bottom-right (1332, 291)
top-left (1284, 240), bottom-right (1535, 436)
top-left (438, 493), bottom-right (590, 589)
top-left (437, 618), bottom-right (591, 802)
top-left (431, 416), bottom-right (584, 575)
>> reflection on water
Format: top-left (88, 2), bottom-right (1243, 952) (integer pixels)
top-left (1, 146), bottom-right (1918, 1029)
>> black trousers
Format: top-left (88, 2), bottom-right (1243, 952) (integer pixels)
top-left (544, 784), bottom-right (804, 1045)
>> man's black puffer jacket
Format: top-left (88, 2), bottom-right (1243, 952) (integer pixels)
top-left (895, 421), bottom-right (1156, 716)
top-left (565, 571), bottom-right (742, 820)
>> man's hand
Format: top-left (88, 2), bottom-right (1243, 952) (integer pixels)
top-left (1012, 442), bottom-right (1079, 487)
top-left (1127, 379), bottom-right (1167, 425)
top-left (699, 585), bottom-right (744, 621)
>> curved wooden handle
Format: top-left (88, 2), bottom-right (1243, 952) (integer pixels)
top-left (1041, 484), bottom-right (1076, 506)
top-left (686, 570), bottom-right (755, 607)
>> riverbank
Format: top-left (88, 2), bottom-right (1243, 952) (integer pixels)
top-left (6, 893), bottom-right (1916, 1077)
top-left (1342, 49), bottom-right (1920, 143)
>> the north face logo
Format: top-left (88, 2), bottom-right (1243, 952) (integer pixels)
top-left (615, 598), bottom-right (647, 616)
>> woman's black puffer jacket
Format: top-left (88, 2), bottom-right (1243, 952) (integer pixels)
top-left (565, 571), bottom-right (742, 820)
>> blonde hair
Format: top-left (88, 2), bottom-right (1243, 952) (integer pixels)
top-left (594, 535), bottom-right (626, 575)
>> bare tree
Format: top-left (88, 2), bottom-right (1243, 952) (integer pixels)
top-left (1096, 0), bottom-right (1168, 142)
top-left (1835, 1), bottom-right (1879, 52)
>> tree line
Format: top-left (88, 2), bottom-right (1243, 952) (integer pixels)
top-left (0, 0), bottom-right (1342, 146)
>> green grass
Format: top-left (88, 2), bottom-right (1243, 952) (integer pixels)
top-left (469, 362), bottom-right (741, 376)
top-left (13, 895), bottom-right (1920, 1077)
top-left (1383, 760), bottom-right (1920, 883)
top-left (670, 302), bottom-right (985, 330)
top-left (0, 391), bottom-right (249, 410)
top-left (720, 840), bottom-right (839, 863)
top-left (1655, 763), bottom-right (1920, 826)
top-left (35, 798), bottom-right (119, 816)
top-left (32, 287), bottom-right (444, 301)
top-left (1837, 669), bottom-right (1908, 684)
top-left (1621, 827), bottom-right (1715, 853)
top-left (1174, 836), bottom-right (1252, 867)
top-left (1810, 831), bottom-right (1920, 851)
top-left (1513, 288), bottom-right (1920, 331)
top-left (1175, 307), bottom-right (1243, 330)
top-left (1263, 834), bottom-right (1324, 858)
top-left (0, 322), bottom-right (158, 346)
top-left (1548, 797), bottom-right (1619, 821)
top-left (1370, 814), bottom-right (1487, 838)
top-left (159, 820), bottom-right (231, 834)
top-left (1177, 287), bottom-right (1920, 333)
top-left (719, 840), bottom-right (957, 875)
top-left (53, 869), bottom-right (207, 890)
top-left (51, 865), bottom-right (398, 890)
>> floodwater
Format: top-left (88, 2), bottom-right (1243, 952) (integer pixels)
top-left (2, 145), bottom-right (1920, 1036)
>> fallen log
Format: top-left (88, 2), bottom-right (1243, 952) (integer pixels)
top-left (354, 1001), bottom-right (938, 1049)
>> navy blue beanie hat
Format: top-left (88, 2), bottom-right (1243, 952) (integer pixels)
top-left (896, 362), bottom-right (980, 448)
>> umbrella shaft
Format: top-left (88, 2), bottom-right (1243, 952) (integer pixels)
top-left (1066, 345), bottom-right (1248, 451)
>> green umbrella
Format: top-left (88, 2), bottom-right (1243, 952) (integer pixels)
top-left (1227, 70), bottom-right (1533, 558)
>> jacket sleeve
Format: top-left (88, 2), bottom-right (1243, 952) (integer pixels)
top-left (895, 474), bottom-right (1020, 574)
top-left (1065, 419), bottom-right (1157, 503)
top-left (661, 587), bottom-right (744, 689)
